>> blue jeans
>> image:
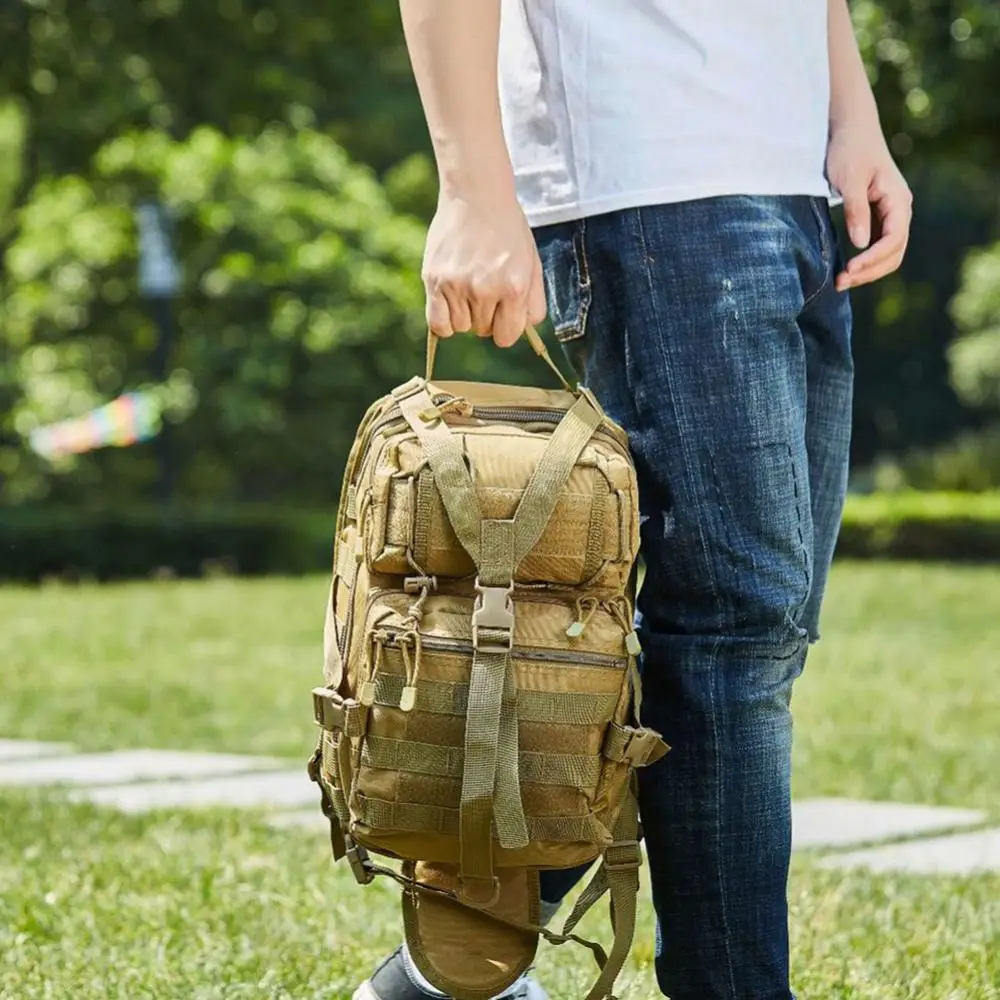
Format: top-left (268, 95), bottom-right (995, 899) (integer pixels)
top-left (533, 197), bottom-right (853, 1000)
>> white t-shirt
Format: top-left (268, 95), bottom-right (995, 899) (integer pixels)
top-left (498, 0), bottom-right (834, 227)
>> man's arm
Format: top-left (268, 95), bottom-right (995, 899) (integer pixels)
top-left (827, 0), bottom-right (913, 291)
top-left (399, 0), bottom-right (545, 346)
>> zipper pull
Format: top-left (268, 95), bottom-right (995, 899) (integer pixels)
top-left (566, 597), bottom-right (599, 639)
top-left (606, 597), bottom-right (642, 657)
top-left (360, 637), bottom-right (384, 707)
top-left (399, 633), bottom-right (422, 712)
top-left (420, 396), bottom-right (470, 422)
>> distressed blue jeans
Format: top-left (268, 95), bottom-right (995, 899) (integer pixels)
top-left (533, 197), bottom-right (853, 1000)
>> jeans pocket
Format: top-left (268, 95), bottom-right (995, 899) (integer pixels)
top-left (533, 220), bottom-right (592, 343)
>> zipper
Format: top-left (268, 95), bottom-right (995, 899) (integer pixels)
top-left (463, 404), bottom-right (627, 455)
top-left (377, 627), bottom-right (626, 670)
top-left (366, 396), bottom-right (627, 453)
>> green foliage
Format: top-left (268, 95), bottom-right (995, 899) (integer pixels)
top-left (0, 126), bottom-right (430, 505)
top-left (835, 4), bottom-right (1000, 468)
top-left (838, 490), bottom-right (1000, 561)
top-left (868, 424), bottom-right (1000, 492)
top-left (855, 0), bottom-right (1000, 169)
top-left (845, 162), bottom-right (995, 466)
top-left (0, 0), bottom-right (427, 179)
top-left (0, 505), bottom-right (334, 582)
top-left (950, 241), bottom-right (1000, 414)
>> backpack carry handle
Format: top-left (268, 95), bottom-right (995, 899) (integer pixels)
top-left (425, 326), bottom-right (574, 393)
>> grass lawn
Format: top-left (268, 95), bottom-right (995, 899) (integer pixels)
top-left (1, 562), bottom-right (999, 998)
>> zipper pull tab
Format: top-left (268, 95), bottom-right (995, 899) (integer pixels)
top-left (625, 631), bottom-right (642, 657)
top-left (606, 597), bottom-right (641, 657)
top-left (360, 637), bottom-right (384, 707)
top-left (398, 634), bottom-right (422, 713)
top-left (566, 598), bottom-right (599, 639)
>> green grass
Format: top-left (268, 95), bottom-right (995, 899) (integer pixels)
top-left (1, 562), bottom-right (999, 998)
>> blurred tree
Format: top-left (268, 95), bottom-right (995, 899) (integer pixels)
top-left (844, 0), bottom-right (1000, 466)
top-left (846, 162), bottom-right (995, 466)
top-left (0, 126), bottom-right (546, 505)
top-left (951, 242), bottom-right (1000, 413)
top-left (0, 127), bottom-right (427, 503)
top-left (856, 0), bottom-right (1000, 170)
top-left (0, 0), bottom-right (429, 180)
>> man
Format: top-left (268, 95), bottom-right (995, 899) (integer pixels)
top-left (356, 1), bottom-right (912, 998)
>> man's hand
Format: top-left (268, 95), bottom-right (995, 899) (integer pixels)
top-left (827, 127), bottom-right (913, 292)
top-left (423, 191), bottom-right (546, 348)
top-left (826, 0), bottom-right (913, 293)
top-left (399, 0), bottom-right (544, 349)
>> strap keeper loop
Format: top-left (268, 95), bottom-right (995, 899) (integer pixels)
top-left (603, 840), bottom-right (642, 873)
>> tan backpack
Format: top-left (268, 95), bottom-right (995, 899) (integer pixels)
top-left (308, 329), bottom-right (668, 1000)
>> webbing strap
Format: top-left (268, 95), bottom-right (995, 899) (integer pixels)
top-left (493, 658), bottom-right (529, 843)
top-left (561, 865), bottom-right (609, 938)
top-left (460, 394), bottom-right (603, 889)
top-left (372, 673), bottom-right (618, 725)
top-left (356, 794), bottom-right (606, 842)
top-left (511, 394), bottom-right (603, 568)
top-left (393, 379), bottom-right (482, 564)
top-left (459, 643), bottom-right (529, 886)
top-left (394, 378), bottom-right (605, 902)
top-left (583, 789), bottom-right (643, 1000)
top-left (362, 734), bottom-right (602, 786)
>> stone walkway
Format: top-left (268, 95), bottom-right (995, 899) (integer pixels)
top-left (1, 739), bottom-right (996, 874)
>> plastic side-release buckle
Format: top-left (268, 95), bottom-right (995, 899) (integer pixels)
top-left (472, 578), bottom-right (514, 653)
top-left (624, 727), bottom-right (670, 768)
top-left (604, 725), bottom-right (670, 769)
top-left (312, 687), bottom-right (365, 735)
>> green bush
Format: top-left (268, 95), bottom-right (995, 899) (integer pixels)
top-left (838, 491), bottom-right (1000, 562)
top-left (0, 506), bottom-right (334, 583)
top-left (866, 423), bottom-right (1000, 492)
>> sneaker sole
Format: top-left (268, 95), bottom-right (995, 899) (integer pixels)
top-left (352, 972), bottom-right (548, 1000)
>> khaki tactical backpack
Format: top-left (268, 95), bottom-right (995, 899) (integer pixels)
top-left (308, 329), bottom-right (668, 1000)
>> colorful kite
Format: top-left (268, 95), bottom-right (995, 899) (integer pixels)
top-left (29, 391), bottom-right (162, 460)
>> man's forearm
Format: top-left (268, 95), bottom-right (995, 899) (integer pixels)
top-left (828, 0), bottom-right (879, 132)
top-left (399, 0), bottom-right (515, 199)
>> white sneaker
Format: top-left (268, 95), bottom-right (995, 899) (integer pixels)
top-left (353, 947), bottom-right (549, 1000)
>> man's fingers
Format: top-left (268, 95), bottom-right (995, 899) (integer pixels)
top-left (837, 184), bottom-right (911, 291)
top-left (841, 177), bottom-right (872, 250)
top-left (838, 253), bottom-right (905, 291)
top-left (492, 298), bottom-right (528, 348)
top-left (426, 290), bottom-right (454, 338)
top-left (469, 293), bottom-right (500, 339)
top-left (440, 286), bottom-right (473, 334)
top-left (526, 253), bottom-right (547, 329)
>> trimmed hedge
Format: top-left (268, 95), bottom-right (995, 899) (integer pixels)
top-left (0, 493), bottom-right (997, 583)
top-left (0, 506), bottom-right (335, 583)
top-left (838, 491), bottom-right (1000, 563)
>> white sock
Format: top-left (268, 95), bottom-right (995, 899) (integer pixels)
top-left (401, 944), bottom-right (450, 998)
